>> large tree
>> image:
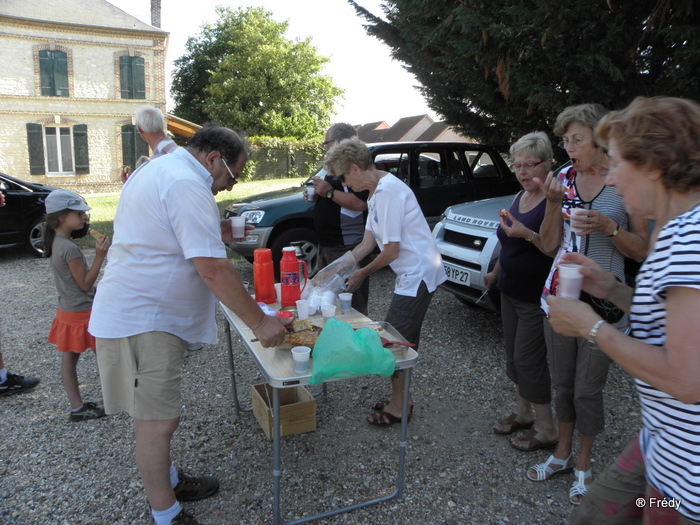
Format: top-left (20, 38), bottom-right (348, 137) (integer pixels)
top-left (349, 0), bottom-right (700, 150)
top-left (171, 7), bottom-right (343, 139)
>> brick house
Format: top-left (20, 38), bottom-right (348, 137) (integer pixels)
top-left (0, 0), bottom-right (169, 193)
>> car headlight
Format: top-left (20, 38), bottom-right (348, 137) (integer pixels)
top-left (240, 210), bottom-right (265, 224)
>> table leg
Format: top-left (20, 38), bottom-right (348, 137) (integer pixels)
top-left (397, 367), bottom-right (412, 501)
top-left (273, 386), bottom-right (282, 525)
top-left (224, 321), bottom-right (241, 419)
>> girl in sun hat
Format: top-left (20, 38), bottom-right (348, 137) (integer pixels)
top-left (43, 189), bottom-right (109, 422)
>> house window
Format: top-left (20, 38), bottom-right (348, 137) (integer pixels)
top-left (121, 124), bottom-right (149, 169)
top-left (26, 123), bottom-right (89, 176)
top-left (39, 50), bottom-right (69, 97)
top-left (119, 56), bottom-right (146, 99)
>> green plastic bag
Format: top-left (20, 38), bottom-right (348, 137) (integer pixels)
top-left (309, 318), bottom-right (397, 385)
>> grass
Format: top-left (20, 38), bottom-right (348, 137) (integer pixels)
top-left (77, 177), bottom-right (304, 250)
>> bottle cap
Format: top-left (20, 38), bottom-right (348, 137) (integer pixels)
top-left (254, 248), bottom-right (272, 263)
top-left (275, 310), bottom-right (294, 319)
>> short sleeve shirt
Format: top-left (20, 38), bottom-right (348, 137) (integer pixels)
top-left (50, 236), bottom-right (95, 312)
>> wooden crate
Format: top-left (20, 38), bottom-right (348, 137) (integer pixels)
top-left (251, 383), bottom-right (316, 440)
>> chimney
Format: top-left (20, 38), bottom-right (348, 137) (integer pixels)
top-left (151, 0), bottom-right (161, 28)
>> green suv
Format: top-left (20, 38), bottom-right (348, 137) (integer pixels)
top-left (224, 141), bottom-right (519, 276)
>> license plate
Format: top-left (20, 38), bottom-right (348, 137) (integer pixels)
top-left (443, 262), bottom-right (471, 286)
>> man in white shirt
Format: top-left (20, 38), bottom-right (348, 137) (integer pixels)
top-left (90, 127), bottom-right (288, 525)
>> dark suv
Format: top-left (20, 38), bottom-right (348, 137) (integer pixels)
top-left (225, 142), bottom-right (519, 275)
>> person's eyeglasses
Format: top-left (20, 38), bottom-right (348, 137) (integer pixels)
top-left (509, 159), bottom-right (545, 171)
top-left (322, 139), bottom-right (336, 147)
top-left (221, 158), bottom-right (238, 186)
top-left (558, 136), bottom-right (586, 149)
top-left (337, 172), bottom-right (347, 183)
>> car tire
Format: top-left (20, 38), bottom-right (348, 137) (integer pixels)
top-left (268, 227), bottom-right (320, 279)
top-left (26, 216), bottom-right (46, 257)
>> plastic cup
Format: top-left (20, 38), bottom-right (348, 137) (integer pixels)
top-left (291, 346), bottom-right (311, 374)
top-left (296, 299), bottom-right (310, 320)
top-left (558, 264), bottom-right (583, 299)
top-left (338, 292), bottom-right (353, 313)
top-left (321, 304), bottom-right (336, 321)
top-left (274, 283), bottom-right (282, 303)
top-left (305, 185), bottom-right (316, 202)
top-left (569, 208), bottom-right (587, 235)
top-left (230, 216), bottom-right (246, 239)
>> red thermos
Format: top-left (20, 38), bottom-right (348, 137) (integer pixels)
top-left (253, 248), bottom-right (276, 304)
top-left (280, 247), bottom-right (308, 307)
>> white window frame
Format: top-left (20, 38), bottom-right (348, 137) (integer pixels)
top-left (44, 126), bottom-right (75, 176)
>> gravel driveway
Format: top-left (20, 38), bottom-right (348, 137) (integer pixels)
top-left (0, 247), bottom-right (641, 524)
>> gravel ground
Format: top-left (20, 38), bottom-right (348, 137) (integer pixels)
top-left (0, 247), bottom-right (641, 525)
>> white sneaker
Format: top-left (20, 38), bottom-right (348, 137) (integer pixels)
top-left (186, 343), bottom-right (204, 352)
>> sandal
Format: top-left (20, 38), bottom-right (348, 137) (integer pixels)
top-left (569, 468), bottom-right (592, 505)
top-left (493, 413), bottom-right (534, 435)
top-left (510, 428), bottom-right (558, 451)
top-left (526, 454), bottom-right (574, 482)
top-left (370, 399), bottom-right (389, 411)
top-left (366, 405), bottom-right (413, 426)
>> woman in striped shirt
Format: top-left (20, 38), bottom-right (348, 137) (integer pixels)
top-left (548, 96), bottom-right (700, 524)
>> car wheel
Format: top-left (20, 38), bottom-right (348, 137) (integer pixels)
top-left (26, 216), bottom-right (46, 257)
top-left (268, 227), bottom-right (320, 279)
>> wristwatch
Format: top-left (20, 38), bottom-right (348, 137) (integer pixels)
top-left (326, 188), bottom-right (335, 199)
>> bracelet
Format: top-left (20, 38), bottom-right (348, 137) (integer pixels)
top-left (607, 223), bottom-right (619, 237)
top-left (587, 319), bottom-right (606, 345)
top-left (525, 231), bottom-right (537, 243)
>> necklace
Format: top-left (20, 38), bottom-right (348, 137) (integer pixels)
top-left (519, 190), bottom-right (543, 212)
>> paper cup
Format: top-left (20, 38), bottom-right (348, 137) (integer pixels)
top-left (291, 346), bottom-right (311, 374)
top-left (338, 292), bottom-right (353, 313)
top-left (321, 304), bottom-right (336, 321)
top-left (569, 208), bottom-right (587, 235)
top-left (296, 299), bottom-right (310, 320)
top-left (230, 216), bottom-right (246, 239)
top-left (558, 264), bottom-right (583, 299)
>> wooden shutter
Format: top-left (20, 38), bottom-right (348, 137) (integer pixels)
top-left (73, 124), bottom-right (89, 174)
top-left (133, 56), bottom-right (146, 99)
top-left (39, 50), bottom-right (55, 96)
top-left (54, 51), bottom-right (69, 97)
top-left (26, 123), bottom-right (45, 175)
top-left (121, 124), bottom-right (136, 166)
top-left (119, 56), bottom-right (132, 99)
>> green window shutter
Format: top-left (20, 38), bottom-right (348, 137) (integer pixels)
top-left (119, 56), bottom-right (132, 99)
top-left (39, 50), bottom-right (55, 96)
top-left (136, 131), bottom-right (149, 158)
top-left (26, 123), bottom-right (45, 175)
top-left (121, 124), bottom-right (136, 167)
top-left (133, 56), bottom-right (146, 99)
top-left (73, 124), bottom-right (89, 174)
top-left (54, 51), bottom-right (69, 97)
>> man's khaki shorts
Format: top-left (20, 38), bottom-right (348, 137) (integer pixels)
top-left (96, 332), bottom-right (187, 420)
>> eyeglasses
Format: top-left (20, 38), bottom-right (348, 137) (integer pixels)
top-left (322, 139), bottom-right (336, 147)
top-left (220, 158), bottom-right (238, 186)
top-left (337, 173), bottom-right (346, 183)
top-left (558, 135), bottom-right (586, 149)
top-left (509, 159), bottom-right (545, 171)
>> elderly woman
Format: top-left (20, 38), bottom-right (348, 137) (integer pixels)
top-left (530, 104), bottom-right (649, 505)
top-left (487, 132), bottom-right (557, 451)
top-left (548, 96), bottom-right (700, 524)
top-left (324, 136), bottom-right (446, 426)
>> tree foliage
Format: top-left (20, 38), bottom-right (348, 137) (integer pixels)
top-left (349, 0), bottom-right (700, 151)
top-left (171, 7), bottom-right (343, 139)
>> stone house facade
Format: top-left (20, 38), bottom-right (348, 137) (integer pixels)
top-left (0, 1), bottom-right (168, 193)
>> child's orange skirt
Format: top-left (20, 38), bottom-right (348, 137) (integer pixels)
top-left (48, 309), bottom-right (95, 353)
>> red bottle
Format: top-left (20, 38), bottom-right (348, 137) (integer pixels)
top-left (253, 248), bottom-right (276, 304)
top-left (280, 247), bottom-right (308, 307)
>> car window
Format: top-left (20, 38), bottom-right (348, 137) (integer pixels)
top-left (374, 152), bottom-right (410, 183)
top-left (416, 149), bottom-right (466, 188)
top-left (468, 152), bottom-right (500, 179)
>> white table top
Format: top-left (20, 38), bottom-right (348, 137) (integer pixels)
top-left (219, 300), bottom-right (418, 388)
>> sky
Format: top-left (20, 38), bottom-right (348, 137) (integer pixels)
top-left (107, 0), bottom-right (439, 127)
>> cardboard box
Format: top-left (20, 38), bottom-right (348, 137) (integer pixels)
top-left (251, 383), bottom-right (316, 440)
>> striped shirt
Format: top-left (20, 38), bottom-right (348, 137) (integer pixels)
top-left (633, 205), bottom-right (700, 521)
top-left (541, 166), bottom-right (628, 316)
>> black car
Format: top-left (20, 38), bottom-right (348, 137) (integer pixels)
top-left (225, 141), bottom-right (519, 276)
top-left (0, 173), bottom-right (58, 256)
